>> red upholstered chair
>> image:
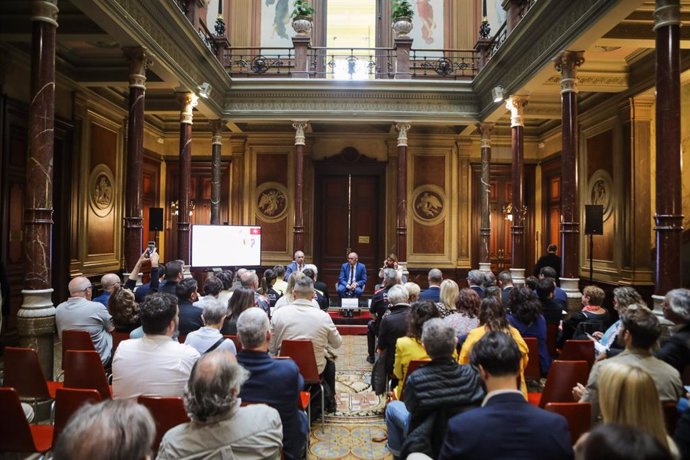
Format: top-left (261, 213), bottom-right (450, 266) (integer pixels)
top-left (279, 339), bottom-right (325, 432)
top-left (3, 346), bottom-right (64, 410)
top-left (0, 387), bottom-right (54, 455)
top-left (546, 323), bottom-right (560, 358)
top-left (523, 337), bottom-right (542, 380)
top-left (545, 402), bottom-right (592, 444)
top-left (137, 396), bottom-right (190, 453)
top-left (63, 350), bottom-right (113, 399)
top-left (223, 334), bottom-right (243, 352)
top-left (529, 360), bottom-right (589, 408)
top-left (52, 388), bottom-right (101, 448)
top-left (111, 330), bottom-right (130, 355)
top-left (559, 340), bottom-right (595, 370)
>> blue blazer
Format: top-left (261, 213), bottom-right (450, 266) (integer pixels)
top-left (438, 392), bottom-right (573, 460)
top-left (419, 286), bottom-right (441, 303)
top-left (337, 262), bottom-right (367, 289)
top-left (284, 261), bottom-right (301, 279)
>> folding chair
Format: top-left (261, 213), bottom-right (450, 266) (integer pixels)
top-left (545, 402), bottom-right (591, 444)
top-left (559, 340), bottom-right (595, 369)
top-left (52, 387), bottom-right (101, 448)
top-left (223, 334), bottom-right (243, 352)
top-left (0, 387), bottom-right (54, 455)
top-left (528, 360), bottom-right (589, 408)
top-left (63, 350), bottom-right (113, 399)
top-left (279, 339), bottom-right (325, 432)
top-left (3, 346), bottom-right (64, 413)
top-left (137, 396), bottom-right (190, 453)
top-left (523, 337), bottom-right (542, 380)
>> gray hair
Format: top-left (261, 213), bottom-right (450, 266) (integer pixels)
top-left (666, 288), bottom-right (690, 323)
top-left (421, 318), bottom-right (457, 359)
top-left (202, 298), bottom-right (228, 325)
top-left (184, 351), bottom-right (249, 422)
top-left (467, 270), bottom-right (483, 286)
top-left (383, 268), bottom-right (398, 287)
top-left (482, 271), bottom-right (496, 288)
top-left (240, 271), bottom-right (259, 289)
top-left (237, 307), bottom-right (269, 349)
top-left (101, 273), bottom-right (121, 291)
top-left (304, 263), bottom-right (318, 275)
top-left (53, 399), bottom-right (155, 460)
top-left (498, 270), bottom-right (512, 284)
top-left (292, 273), bottom-right (314, 298)
top-left (428, 268), bottom-right (443, 283)
top-left (404, 282), bottom-right (421, 300)
top-left (387, 284), bottom-right (409, 305)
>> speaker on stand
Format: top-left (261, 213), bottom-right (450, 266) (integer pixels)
top-left (148, 207), bottom-right (164, 248)
top-left (584, 205), bottom-right (604, 284)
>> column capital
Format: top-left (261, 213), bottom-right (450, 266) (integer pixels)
top-left (654, 0), bottom-right (680, 30)
top-left (210, 119), bottom-right (225, 145)
top-left (292, 120), bottom-right (309, 146)
top-left (123, 47), bottom-right (152, 89)
top-left (177, 92), bottom-right (198, 125)
top-left (477, 122), bottom-right (495, 148)
top-left (31, 0), bottom-right (58, 27)
top-left (553, 50), bottom-right (585, 94)
top-left (395, 122), bottom-right (411, 147)
top-left (506, 96), bottom-right (527, 127)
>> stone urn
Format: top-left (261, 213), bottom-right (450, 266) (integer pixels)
top-left (392, 17), bottom-right (413, 38)
top-left (291, 16), bottom-right (313, 36)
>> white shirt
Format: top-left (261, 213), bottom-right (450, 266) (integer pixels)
top-left (112, 334), bottom-right (200, 399)
top-left (184, 327), bottom-right (237, 355)
top-left (269, 298), bottom-right (342, 374)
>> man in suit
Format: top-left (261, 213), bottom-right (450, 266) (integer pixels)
top-left (284, 250), bottom-right (305, 279)
top-left (466, 270), bottom-right (485, 299)
top-left (438, 331), bottom-right (573, 460)
top-left (534, 243), bottom-right (561, 279)
top-left (419, 268), bottom-right (442, 302)
top-left (337, 252), bottom-right (367, 299)
top-left (236, 307), bottom-right (308, 460)
top-left (497, 270), bottom-right (514, 305)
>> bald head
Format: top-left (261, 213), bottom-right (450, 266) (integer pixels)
top-left (68, 276), bottom-right (93, 298)
top-left (100, 273), bottom-right (121, 293)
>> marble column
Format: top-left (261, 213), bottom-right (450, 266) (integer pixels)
top-left (554, 50), bottom-right (585, 306)
top-left (292, 121), bottom-right (308, 252)
top-left (395, 123), bottom-right (410, 269)
top-left (506, 96), bottom-right (527, 284)
top-left (123, 47), bottom-right (148, 271)
top-left (210, 120), bottom-right (223, 225)
top-left (18, 0), bottom-right (59, 379)
top-left (176, 92), bottom-right (198, 263)
top-left (654, 0), bottom-right (683, 298)
top-left (478, 122), bottom-right (494, 271)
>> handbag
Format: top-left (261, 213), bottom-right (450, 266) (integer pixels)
top-left (371, 354), bottom-right (388, 395)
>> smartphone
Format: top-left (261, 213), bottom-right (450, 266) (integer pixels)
top-left (145, 241), bottom-right (156, 257)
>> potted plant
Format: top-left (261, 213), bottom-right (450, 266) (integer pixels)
top-left (391, 0), bottom-right (414, 37)
top-left (291, 0), bottom-right (314, 36)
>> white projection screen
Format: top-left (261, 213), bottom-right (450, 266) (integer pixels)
top-left (191, 225), bottom-right (262, 267)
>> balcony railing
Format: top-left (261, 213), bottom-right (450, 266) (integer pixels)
top-left (410, 49), bottom-right (479, 80)
top-left (221, 47), bottom-right (295, 77)
top-left (308, 47), bottom-right (395, 79)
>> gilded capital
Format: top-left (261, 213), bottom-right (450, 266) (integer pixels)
top-left (506, 96), bottom-right (527, 128)
top-left (177, 92), bottom-right (198, 125)
top-left (654, 0), bottom-right (680, 30)
top-left (553, 50), bottom-right (585, 94)
top-left (395, 122), bottom-right (411, 147)
top-left (477, 122), bottom-right (494, 148)
top-left (292, 121), bottom-right (308, 146)
top-left (210, 120), bottom-right (224, 145)
top-left (123, 47), bottom-right (151, 89)
top-left (31, 0), bottom-right (59, 27)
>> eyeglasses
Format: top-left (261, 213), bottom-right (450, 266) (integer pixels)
top-left (83, 285), bottom-right (92, 291)
top-left (348, 257), bottom-right (357, 260)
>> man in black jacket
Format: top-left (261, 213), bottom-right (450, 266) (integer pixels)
top-left (384, 318), bottom-right (484, 459)
top-left (657, 288), bottom-right (690, 375)
top-left (367, 268), bottom-right (397, 363)
top-left (376, 285), bottom-right (411, 379)
top-left (533, 244), bottom-right (561, 279)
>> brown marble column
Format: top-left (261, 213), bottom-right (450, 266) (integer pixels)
top-left (554, 51), bottom-right (584, 283)
top-left (478, 122), bottom-right (494, 270)
top-left (176, 92), bottom-right (197, 263)
top-left (506, 96), bottom-right (527, 279)
top-left (395, 123), bottom-right (410, 265)
top-left (210, 120), bottom-right (223, 225)
top-left (654, 0), bottom-right (683, 296)
top-left (18, 0), bottom-right (59, 380)
top-left (292, 121), bottom-right (308, 252)
top-left (123, 47), bottom-right (148, 271)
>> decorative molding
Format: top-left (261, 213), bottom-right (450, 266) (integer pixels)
top-left (31, 0), bottom-right (58, 27)
top-left (176, 92), bottom-right (198, 125)
top-left (506, 96), bottom-right (527, 128)
top-left (88, 164), bottom-right (116, 218)
top-left (588, 169), bottom-right (614, 222)
top-left (292, 121), bottom-right (308, 146)
top-left (553, 50), bottom-right (585, 94)
top-left (544, 73), bottom-right (628, 92)
top-left (396, 122), bottom-right (411, 147)
top-left (654, 1), bottom-right (681, 30)
top-left (255, 182), bottom-right (288, 222)
top-left (412, 184), bottom-right (447, 225)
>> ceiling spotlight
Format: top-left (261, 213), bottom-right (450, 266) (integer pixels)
top-left (492, 85), bottom-right (504, 103)
top-left (197, 82), bottom-right (212, 99)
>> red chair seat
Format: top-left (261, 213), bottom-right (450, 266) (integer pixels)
top-left (47, 380), bottom-right (65, 399)
top-left (0, 387), bottom-right (55, 454)
top-left (29, 425), bottom-right (54, 453)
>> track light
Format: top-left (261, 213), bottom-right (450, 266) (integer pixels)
top-left (197, 82), bottom-right (212, 99)
top-left (492, 85), bottom-right (504, 103)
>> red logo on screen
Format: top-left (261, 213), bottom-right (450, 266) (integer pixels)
top-left (250, 228), bottom-right (261, 235)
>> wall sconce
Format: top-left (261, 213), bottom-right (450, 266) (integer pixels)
top-left (170, 200), bottom-right (195, 217)
top-left (502, 202), bottom-right (527, 222)
top-left (197, 82), bottom-right (212, 99)
top-left (492, 85), bottom-right (504, 103)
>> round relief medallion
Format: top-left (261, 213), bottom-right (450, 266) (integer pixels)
top-left (588, 169), bottom-right (614, 221)
top-left (255, 182), bottom-right (288, 222)
top-left (412, 185), bottom-right (446, 225)
top-left (88, 164), bottom-right (115, 218)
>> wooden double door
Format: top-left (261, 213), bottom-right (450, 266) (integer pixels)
top-left (314, 164), bottom-right (385, 298)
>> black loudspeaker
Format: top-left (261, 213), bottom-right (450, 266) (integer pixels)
top-left (585, 205), bottom-right (604, 235)
top-left (149, 207), bottom-right (164, 231)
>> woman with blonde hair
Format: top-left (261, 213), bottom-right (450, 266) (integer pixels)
top-left (597, 361), bottom-right (678, 458)
top-left (436, 279), bottom-right (460, 317)
top-left (404, 282), bottom-right (421, 302)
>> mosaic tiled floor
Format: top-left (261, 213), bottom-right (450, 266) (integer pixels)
top-left (308, 336), bottom-right (392, 460)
